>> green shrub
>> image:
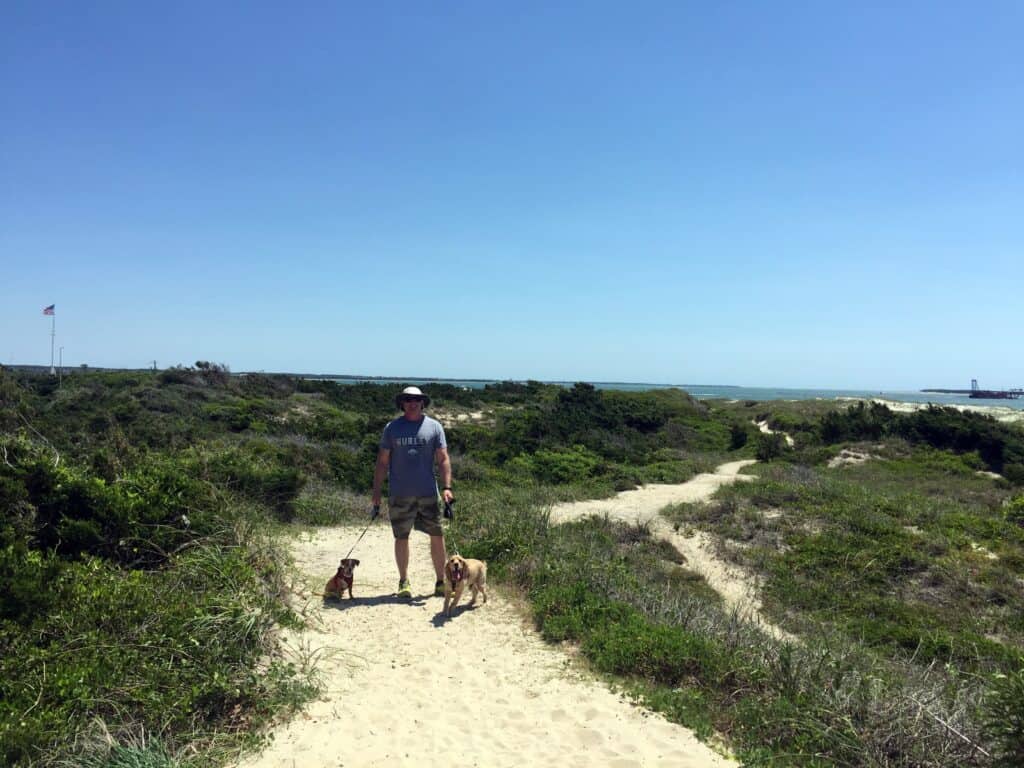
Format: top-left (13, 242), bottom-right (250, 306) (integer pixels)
top-left (532, 582), bottom-right (633, 642)
top-left (1005, 463), bottom-right (1024, 487)
top-left (730, 422), bottom-right (750, 450)
top-left (326, 434), bottom-right (378, 491)
top-left (754, 432), bottom-right (785, 461)
top-left (291, 481), bottom-right (367, 525)
top-left (1006, 495), bottom-right (1024, 527)
top-left (2, 437), bottom-right (218, 568)
top-left (197, 448), bottom-right (305, 519)
top-left (584, 613), bottom-right (718, 683)
top-left (0, 530), bottom-right (313, 767)
top-left (983, 661), bottom-right (1024, 767)
top-left (820, 401), bottom-right (891, 443)
top-left (530, 445), bottom-right (602, 483)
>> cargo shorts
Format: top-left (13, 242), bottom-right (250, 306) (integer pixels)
top-left (388, 496), bottom-right (443, 539)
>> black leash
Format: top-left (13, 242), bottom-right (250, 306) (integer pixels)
top-left (442, 499), bottom-right (461, 555)
top-left (344, 505), bottom-right (380, 560)
top-left (343, 501), bottom-right (454, 559)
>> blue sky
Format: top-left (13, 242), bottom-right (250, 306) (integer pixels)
top-left (3, 2), bottom-right (1021, 389)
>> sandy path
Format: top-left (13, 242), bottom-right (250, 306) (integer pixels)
top-left (549, 460), bottom-right (790, 641)
top-left (236, 520), bottom-right (739, 767)
top-left (754, 420), bottom-right (795, 447)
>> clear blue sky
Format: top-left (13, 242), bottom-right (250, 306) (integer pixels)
top-left (3, 2), bottom-right (1021, 389)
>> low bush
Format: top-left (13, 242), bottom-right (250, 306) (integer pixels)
top-left (1006, 495), bottom-right (1024, 527)
top-left (0, 525), bottom-right (313, 767)
top-left (516, 444), bottom-right (602, 484)
top-left (193, 447), bottom-right (305, 519)
top-left (754, 432), bottom-right (785, 461)
top-left (291, 480), bottom-right (368, 526)
top-left (1, 437), bottom-right (218, 568)
top-left (982, 659), bottom-right (1024, 767)
top-left (730, 422), bottom-right (750, 450)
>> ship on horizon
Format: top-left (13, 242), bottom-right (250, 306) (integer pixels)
top-left (922, 379), bottom-right (1023, 400)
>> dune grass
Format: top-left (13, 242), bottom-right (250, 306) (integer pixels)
top-left (440, 397), bottom-right (1024, 764)
top-left (0, 521), bottom-right (317, 766)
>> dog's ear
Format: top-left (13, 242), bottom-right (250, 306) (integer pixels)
top-left (352, 559), bottom-right (360, 567)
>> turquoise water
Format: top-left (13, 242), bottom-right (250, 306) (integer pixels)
top-left (322, 377), bottom-right (1024, 410)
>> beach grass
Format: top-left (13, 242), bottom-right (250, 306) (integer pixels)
top-left (453, 481), bottom-right (1015, 765)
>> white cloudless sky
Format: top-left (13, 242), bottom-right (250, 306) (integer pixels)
top-left (3, 2), bottom-right (1022, 389)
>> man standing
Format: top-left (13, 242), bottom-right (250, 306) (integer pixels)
top-left (372, 386), bottom-right (454, 598)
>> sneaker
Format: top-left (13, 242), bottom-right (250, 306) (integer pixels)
top-left (434, 580), bottom-right (445, 597)
top-left (397, 578), bottom-right (412, 598)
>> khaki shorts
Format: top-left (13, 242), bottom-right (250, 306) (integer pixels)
top-left (388, 496), bottom-right (443, 539)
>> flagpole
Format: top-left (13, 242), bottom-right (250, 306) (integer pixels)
top-left (50, 314), bottom-right (56, 375)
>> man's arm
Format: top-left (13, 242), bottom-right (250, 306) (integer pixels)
top-left (372, 448), bottom-right (390, 506)
top-left (435, 447), bottom-right (453, 503)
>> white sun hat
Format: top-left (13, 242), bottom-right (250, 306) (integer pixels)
top-left (395, 385), bottom-right (431, 410)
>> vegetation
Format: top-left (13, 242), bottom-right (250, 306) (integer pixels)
top-left (2, 364), bottom-right (1023, 765)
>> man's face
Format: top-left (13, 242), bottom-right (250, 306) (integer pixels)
top-left (400, 396), bottom-right (425, 418)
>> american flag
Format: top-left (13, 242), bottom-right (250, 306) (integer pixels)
top-left (42, 304), bottom-right (55, 316)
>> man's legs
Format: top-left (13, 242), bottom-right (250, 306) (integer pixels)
top-left (429, 535), bottom-right (447, 581)
top-left (390, 497), bottom-right (445, 594)
top-left (395, 537), bottom-right (409, 581)
top-left (388, 497), bottom-right (416, 591)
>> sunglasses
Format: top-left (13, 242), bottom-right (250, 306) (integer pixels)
top-left (400, 396), bottom-right (425, 404)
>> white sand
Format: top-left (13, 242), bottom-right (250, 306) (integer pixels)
top-left (827, 449), bottom-right (876, 468)
top-left (754, 420), bottom-right (795, 447)
top-left (868, 398), bottom-right (1024, 424)
top-left (236, 515), bottom-right (740, 768)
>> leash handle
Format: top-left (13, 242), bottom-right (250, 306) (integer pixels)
top-left (370, 504), bottom-right (380, 521)
top-left (443, 499), bottom-right (454, 520)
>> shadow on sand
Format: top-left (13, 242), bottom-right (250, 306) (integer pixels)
top-left (321, 593), bottom-right (430, 610)
top-left (429, 602), bottom-right (481, 627)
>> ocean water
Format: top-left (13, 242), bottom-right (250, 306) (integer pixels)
top-left (325, 377), bottom-right (1024, 411)
top-left (677, 385), bottom-right (1024, 411)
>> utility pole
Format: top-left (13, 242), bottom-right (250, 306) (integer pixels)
top-left (42, 304), bottom-right (56, 374)
top-left (49, 314), bottom-right (56, 375)
top-left (151, 360), bottom-right (158, 372)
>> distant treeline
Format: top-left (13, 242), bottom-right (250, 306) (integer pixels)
top-left (817, 401), bottom-right (1024, 482)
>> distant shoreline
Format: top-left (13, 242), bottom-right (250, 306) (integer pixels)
top-left (5, 365), bottom-right (1022, 413)
top-left (302, 373), bottom-right (740, 389)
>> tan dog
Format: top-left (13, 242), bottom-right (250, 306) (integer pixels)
top-left (443, 554), bottom-right (488, 616)
top-left (324, 558), bottom-right (359, 599)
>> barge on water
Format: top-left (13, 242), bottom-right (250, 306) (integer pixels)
top-left (922, 385), bottom-right (1023, 400)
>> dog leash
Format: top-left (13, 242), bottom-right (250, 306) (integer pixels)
top-left (343, 505), bottom-right (379, 560)
top-left (442, 499), bottom-right (462, 555)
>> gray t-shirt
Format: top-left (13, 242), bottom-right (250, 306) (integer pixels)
top-left (380, 415), bottom-right (447, 498)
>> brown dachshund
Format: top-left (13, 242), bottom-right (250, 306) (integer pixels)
top-left (324, 558), bottom-right (360, 599)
